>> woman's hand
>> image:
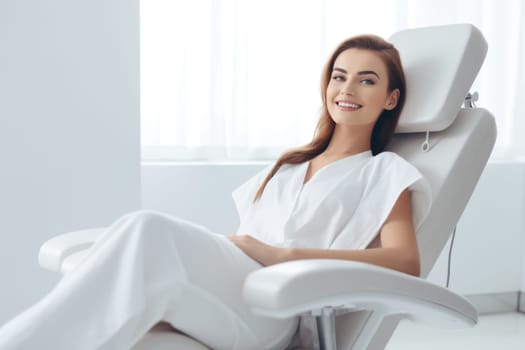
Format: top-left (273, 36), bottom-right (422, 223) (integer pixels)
top-left (227, 234), bottom-right (287, 266)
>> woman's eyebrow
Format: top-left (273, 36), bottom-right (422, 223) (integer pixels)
top-left (332, 67), bottom-right (380, 78)
top-left (358, 70), bottom-right (380, 78)
top-left (333, 67), bottom-right (348, 74)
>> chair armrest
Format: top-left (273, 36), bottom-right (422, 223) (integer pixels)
top-left (243, 259), bottom-right (477, 327)
top-left (38, 227), bottom-right (107, 273)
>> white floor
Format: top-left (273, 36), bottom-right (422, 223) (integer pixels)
top-left (386, 312), bottom-right (525, 349)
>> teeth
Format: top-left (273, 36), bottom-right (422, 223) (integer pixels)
top-left (338, 101), bottom-right (361, 108)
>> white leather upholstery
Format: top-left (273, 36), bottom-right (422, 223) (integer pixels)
top-left (389, 107), bottom-right (496, 276)
top-left (39, 227), bottom-right (105, 274)
top-left (391, 24), bottom-right (487, 133)
top-left (244, 259), bottom-right (476, 326)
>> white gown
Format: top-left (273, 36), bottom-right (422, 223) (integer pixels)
top-left (0, 150), bottom-right (431, 350)
top-left (233, 150), bottom-right (431, 250)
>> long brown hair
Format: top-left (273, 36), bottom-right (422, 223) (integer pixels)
top-left (253, 34), bottom-right (406, 203)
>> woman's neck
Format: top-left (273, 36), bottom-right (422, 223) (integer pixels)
top-left (323, 124), bottom-right (372, 157)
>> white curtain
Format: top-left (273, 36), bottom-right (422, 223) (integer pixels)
top-left (140, 0), bottom-right (524, 161)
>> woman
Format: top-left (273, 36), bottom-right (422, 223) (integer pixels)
top-left (0, 35), bottom-right (430, 350)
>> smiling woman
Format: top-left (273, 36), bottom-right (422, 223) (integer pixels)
top-left (235, 35), bottom-right (427, 282)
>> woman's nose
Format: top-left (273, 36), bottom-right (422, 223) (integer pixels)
top-left (340, 80), bottom-right (355, 96)
top-left (340, 87), bottom-right (355, 96)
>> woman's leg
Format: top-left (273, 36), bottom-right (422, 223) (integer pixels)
top-left (141, 213), bottom-right (298, 350)
top-left (0, 210), bottom-right (182, 349)
top-left (101, 210), bottom-right (298, 350)
top-left (0, 210), bottom-right (297, 350)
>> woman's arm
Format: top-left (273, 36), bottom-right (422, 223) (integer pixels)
top-left (229, 189), bottom-right (420, 277)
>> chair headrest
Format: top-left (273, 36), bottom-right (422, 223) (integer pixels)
top-left (389, 24), bottom-right (487, 133)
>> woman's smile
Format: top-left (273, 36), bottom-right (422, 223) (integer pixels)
top-left (335, 100), bottom-right (363, 111)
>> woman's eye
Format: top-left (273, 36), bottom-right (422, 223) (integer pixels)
top-left (361, 79), bottom-right (375, 85)
top-left (332, 75), bottom-right (345, 82)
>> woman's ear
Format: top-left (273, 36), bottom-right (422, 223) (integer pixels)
top-left (385, 89), bottom-right (400, 110)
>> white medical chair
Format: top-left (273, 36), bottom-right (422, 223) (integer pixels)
top-left (39, 23), bottom-right (496, 350)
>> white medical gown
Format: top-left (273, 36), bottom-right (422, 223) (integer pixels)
top-left (232, 150), bottom-right (432, 250)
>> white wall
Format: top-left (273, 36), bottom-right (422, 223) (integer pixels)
top-left (0, 0), bottom-right (141, 325)
top-left (142, 161), bottom-right (525, 296)
top-left (141, 162), bottom-right (265, 235)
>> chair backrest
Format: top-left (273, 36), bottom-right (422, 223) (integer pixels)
top-left (390, 108), bottom-right (495, 276)
top-left (386, 24), bottom-right (497, 276)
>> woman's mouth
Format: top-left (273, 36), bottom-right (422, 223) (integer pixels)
top-left (336, 101), bottom-right (362, 110)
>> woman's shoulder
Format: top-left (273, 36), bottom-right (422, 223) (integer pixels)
top-left (372, 150), bottom-right (407, 163)
top-left (365, 151), bottom-right (421, 180)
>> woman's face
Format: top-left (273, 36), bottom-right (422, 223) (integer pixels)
top-left (326, 48), bottom-right (399, 128)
